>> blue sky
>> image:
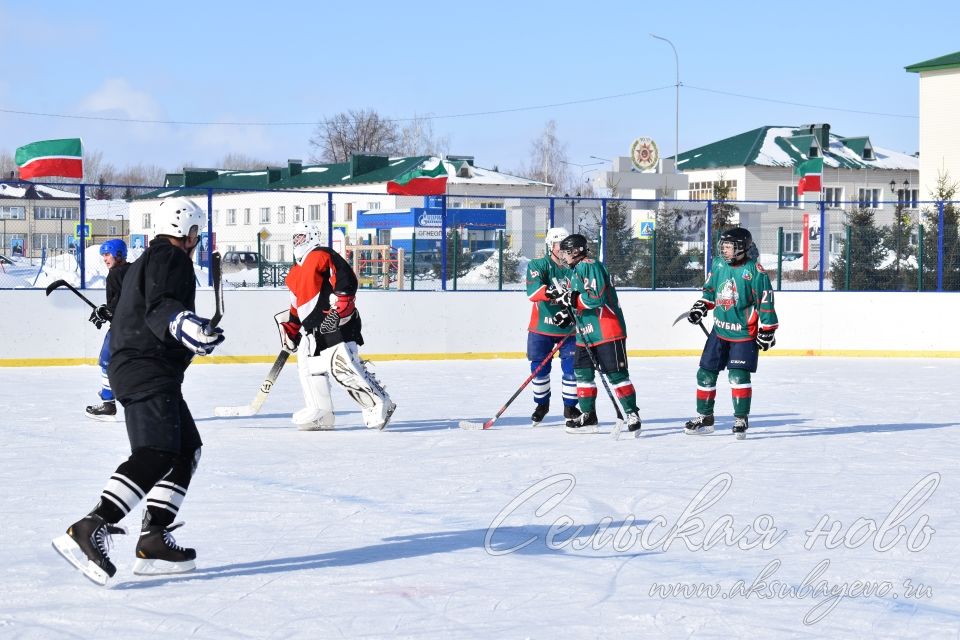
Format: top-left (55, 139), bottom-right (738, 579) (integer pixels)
top-left (0, 0), bottom-right (954, 179)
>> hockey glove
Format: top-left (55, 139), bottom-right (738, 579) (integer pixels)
top-left (756, 330), bottom-right (776, 351)
top-left (331, 292), bottom-right (356, 319)
top-left (544, 284), bottom-right (566, 300)
top-left (169, 311), bottom-right (225, 356)
top-left (688, 300), bottom-right (709, 324)
top-left (88, 304), bottom-right (112, 330)
top-left (274, 310), bottom-right (302, 352)
top-left (557, 289), bottom-right (579, 309)
top-left (552, 308), bottom-right (573, 329)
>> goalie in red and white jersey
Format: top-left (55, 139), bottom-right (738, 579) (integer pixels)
top-left (276, 223), bottom-right (396, 431)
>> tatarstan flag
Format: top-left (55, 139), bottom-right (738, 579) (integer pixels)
top-left (386, 159), bottom-right (448, 195)
top-left (15, 138), bottom-right (84, 180)
top-left (795, 157), bottom-right (823, 196)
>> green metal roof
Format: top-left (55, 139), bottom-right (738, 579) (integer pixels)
top-left (905, 51), bottom-right (960, 73)
top-left (675, 126), bottom-right (913, 171)
top-left (140, 155), bottom-right (432, 199)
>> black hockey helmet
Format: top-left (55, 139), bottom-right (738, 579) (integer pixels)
top-left (559, 234), bottom-right (589, 262)
top-left (718, 227), bottom-right (754, 264)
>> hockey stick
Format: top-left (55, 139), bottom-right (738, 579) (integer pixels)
top-left (214, 349), bottom-right (291, 417)
top-left (459, 334), bottom-right (572, 430)
top-left (44, 279), bottom-right (98, 310)
top-left (204, 252), bottom-right (223, 333)
top-left (672, 310), bottom-right (710, 337)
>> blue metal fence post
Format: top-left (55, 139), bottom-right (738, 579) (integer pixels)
top-left (936, 200), bottom-right (945, 291)
top-left (327, 192), bottom-right (334, 249)
top-left (441, 195), bottom-right (448, 290)
top-left (549, 197), bottom-right (555, 228)
top-left (600, 198), bottom-right (607, 263)
top-left (207, 189), bottom-right (214, 286)
top-left (818, 199), bottom-right (826, 291)
top-left (79, 184), bottom-right (86, 288)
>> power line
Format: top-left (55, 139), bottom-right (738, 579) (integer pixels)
top-left (684, 84), bottom-right (917, 119)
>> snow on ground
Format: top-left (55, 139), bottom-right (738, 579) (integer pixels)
top-left (2, 357), bottom-right (959, 638)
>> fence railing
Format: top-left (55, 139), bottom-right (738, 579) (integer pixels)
top-left (2, 179), bottom-right (957, 293)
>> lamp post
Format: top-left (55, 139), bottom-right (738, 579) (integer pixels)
top-left (650, 33), bottom-right (680, 173)
top-left (890, 178), bottom-right (909, 283)
top-left (560, 159), bottom-right (604, 194)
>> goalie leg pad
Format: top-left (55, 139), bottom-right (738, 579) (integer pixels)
top-left (294, 346), bottom-right (335, 430)
top-left (325, 342), bottom-right (396, 430)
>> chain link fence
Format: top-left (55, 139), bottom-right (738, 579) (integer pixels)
top-left (2, 180), bottom-right (957, 293)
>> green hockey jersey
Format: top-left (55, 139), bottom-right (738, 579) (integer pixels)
top-left (568, 258), bottom-right (627, 346)
top-left (526, 256), bottom-right (573, 336)
top-left (700, 256), bottom-right (779, 342)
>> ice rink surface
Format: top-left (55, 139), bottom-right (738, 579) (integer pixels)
top-left (2, 356), bottom-right (959, 639)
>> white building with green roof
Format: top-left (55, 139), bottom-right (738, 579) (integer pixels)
top-left (906, 51), bottom-right (960, 199)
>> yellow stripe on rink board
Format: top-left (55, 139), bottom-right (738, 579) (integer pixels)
top-left (3, 349), bottom-right (960, 367)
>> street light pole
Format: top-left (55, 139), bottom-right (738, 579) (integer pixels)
top-left (650, 34), bottom-right (680, 173)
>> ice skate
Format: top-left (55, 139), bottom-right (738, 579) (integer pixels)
top-left (562, 404), bottom-right (581, 428)
top-left (626, 412), bottom-right (642, 435)
top-left (133, 522), bottom-right (197, 575)
top-left (362, 397), bottom-right (397, 430)
top-left (293, 407), bottom-right (335, 431)
top-left (530, 402), bottom-right (550, 427)
top-left (565, 410), bottom-right (599, 434)
top-left (52, 514), bottom-right (125, 586)
top-left (684, 414), bottom-right (715, 435)
top-left (733, 415), bottom-right (749, 440)
top-left (85, 400), bottom-right (117, 422)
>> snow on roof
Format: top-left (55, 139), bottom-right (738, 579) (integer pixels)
top-left (755, 127), bottom-right (798, 166)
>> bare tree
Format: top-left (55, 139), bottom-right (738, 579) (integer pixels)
top-left (217, 152), bottom-right (280, 170)
top-left (308, 109), bottom-right (401, 163)
top-left (117, 163), bottom-right (168, 188)
top-left (516, 120), bottom-right (571, 194)
top-left (397, 113), bottom-right (450, 157)
top-left (0, 150), bottom-right (16, 180)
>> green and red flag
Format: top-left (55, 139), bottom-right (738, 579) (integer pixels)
top-left (795, 157), bottom-right (822, 196)
top-left (14, 138), bottom-right (84, 180)
top-left (386, 159), bottom-right (448, 196)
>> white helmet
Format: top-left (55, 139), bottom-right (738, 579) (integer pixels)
top-left (154, 197), bottom-right (205, 239)
top-left (545, 227), bottom-right (569, 254)
top-left (293, 222), bottom-right (323, 264)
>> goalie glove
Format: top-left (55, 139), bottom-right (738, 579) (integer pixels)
top-left (756, 329), bottom-right (776, 351)
top-left (274, 310), bottom-right (301, 352)
top-left (169, 311), bottom-right (224, 356)
top-left (320, 293), bottom-right (356, 334)
top-left (688, 300), bottom-right (710, 324)
top-left (88, 304), bottom-right (112, 330)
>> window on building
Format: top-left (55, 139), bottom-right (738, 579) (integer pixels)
top-left (108, 225), bottom-right (118, 235)
top-left (33, 233), bottom-right (50, 250)
top-left (263, 243), bottom-right (272, 260)
top-left (294, 206), bottom-right (304, 222)
top-left (824, 187), bottom-right (843, 208)
top-left (308, 204), bottom-right (322, 221)
top-left (783, 231), bottom-right (802, 252)
top-left (277, 206), bottom-right (286, 224)
top-left (143, 212), bottom-right (152, 229)
top-left (244, 208), bottom-right (252, 225)
top-left (277, 244), bottom-right (286, 263)
top-left (259, 207), bottom-right (271, 224)
top-left (479, 201), bottom-right (505, 209)
top-left (213, 209), bottom-right (219, 225)
top-left (226, 209), bottom-right (236, 225)
top-left (35, 206), bottom-right (79, 220)
top-left (344, 203), bottom-right (352, 222)
top-left (828, 232), bottom-right (844, 254)
top-left (366, 202), bottom-right (381, 211)
top-left (897, 189), bottom-right (920, 209)
top-left (857, 188), bottom-right (880, 209)
top-left (778, 186), bottom-right (801, 208)
top-left (0, 206), bottom-right (26, 219)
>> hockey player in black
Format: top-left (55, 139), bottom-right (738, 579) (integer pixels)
top-left (53, 197), bottom-right (225, 585)
top-left (85, 238), bottom-right (132, 421)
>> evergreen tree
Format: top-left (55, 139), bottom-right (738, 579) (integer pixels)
top-left (829, 205), bottom-right (889, 290)
top-left (433, 228), bottom-right (472, 281)
top-left (918, 171), bottom-right (960, 291)
top-left (601, 199), bottom-right (643, 286)
top-left (710, 176), bottom-right (739, 247)
top-left (635, 206), bottom-right (701, 288)
top-left (93, 176), bottom-right (113, 200)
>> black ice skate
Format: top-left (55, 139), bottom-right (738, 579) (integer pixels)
top-left (531, 402), bottom-right (550, 427)
top-left (563, 404), bottom-right (582, 428)
top-left (52, 514), bottom-right (126, 586)
top-left (565, 410), bottom-right (599, 434)
top-left (85, 400), bottom-right (117, 422)
top-left (684, 414), bottom-right (715, 435)
top-left (626, 412), bottom-right (642, 433)
top-left (133, 522), bottom-right (197, 575)
top-left (733, 415), bottom-right (749, 440)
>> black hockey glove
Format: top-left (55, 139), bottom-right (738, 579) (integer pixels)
top-left (557, 289), bottom-right (579, 309)
top-left (688, 300), bottom-right (709, 324)
top-left (88, 304), bottom-right (112, 330)
top-left (544, 284), bottom-right (566, 300)
top-left (552, 308), bottom-right (573, 328)
top-left (756, 330), bottom-right (776, 351)
top-left (319, 309), bottom-right (340, 334)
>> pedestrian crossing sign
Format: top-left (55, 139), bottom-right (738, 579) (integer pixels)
top-left (638, 221), bottom-right (655, 239)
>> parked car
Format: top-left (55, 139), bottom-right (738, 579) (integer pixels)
top-left (221, 251), bottom-right (270, 273)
